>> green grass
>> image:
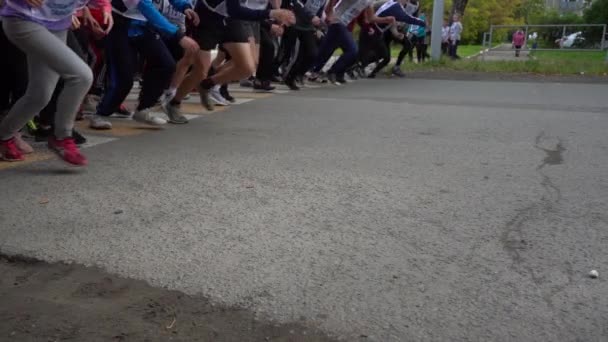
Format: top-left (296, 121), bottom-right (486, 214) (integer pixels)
top-left (390, 45), bottom-right (483, 58)
top-left (398, 49), bottom-right (608, 76)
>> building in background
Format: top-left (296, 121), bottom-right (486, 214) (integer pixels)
top-left (545, 0), bottom-right (593, 14)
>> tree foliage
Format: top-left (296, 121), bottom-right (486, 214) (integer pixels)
top-left (584, 0), bottom-right (608, 24)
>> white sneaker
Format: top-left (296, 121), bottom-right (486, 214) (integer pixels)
top-left (81, 95), bottom-right (100, 115)
top-left (209, 86), bottom-right (230, 106)
top-left (88, 115), bottom-right (112, 130)
top-left (132, 109), bottom-right (167, 126)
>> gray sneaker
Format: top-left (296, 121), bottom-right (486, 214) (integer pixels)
top-left (392, 66), bottom-right (405, 78)
top-left (132, 109), bottom-right (167, 126)
top-left (197, 86), bottom-right (215, 111)
top-left (162, 103), bottom-right (189, 124)
top-left (88, 115), bottom-right (112, 130)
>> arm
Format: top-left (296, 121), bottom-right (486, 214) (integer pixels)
top-left (137, 0), bottom-right (181, 37)
top-left (385, 3), bottom-right (425, 26)
top-left (168, 0), bottom-right (193, 12)
top-left (324, 0), bottom-right (338, 17)
top-left (226, 0), bottom-right (271, 21)
top-left (364, 6), bottom-right (393, 25)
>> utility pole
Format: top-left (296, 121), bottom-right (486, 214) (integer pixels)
top-left (431, 0), bottom-right (445, 61)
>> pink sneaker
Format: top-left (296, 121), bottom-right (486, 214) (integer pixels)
top-left (48, 137), bottom-right (88, 166)
top-left (0, 137), bottom-right (25, 162)
top-left (14, 132), bottom-right (33, 154)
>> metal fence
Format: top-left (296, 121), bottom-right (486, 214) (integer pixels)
top-left (484, 24), bottom-right (607, 52)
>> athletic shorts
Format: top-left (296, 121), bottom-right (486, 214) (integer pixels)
top-left (163, 36), bottom-right (185, 61)
top-left (194, 7), bottom-right (250, 50)
top-left (243, 21), bottom-right (261, 44)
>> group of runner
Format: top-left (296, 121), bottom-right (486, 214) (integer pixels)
top-left (0, 0), bottom-right (456, 167)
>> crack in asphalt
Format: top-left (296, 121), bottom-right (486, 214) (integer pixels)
top-left (500, 131), bottom-right (569, 312)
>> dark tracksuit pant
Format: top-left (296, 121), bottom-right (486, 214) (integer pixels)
top-left (284, 28), bottom-right (317, 81)
top-left (256, 24), bottom-right (276, 82)
top-left (312, 23), bottom-right (357, 78)
top-left (392, 33), bottom-right (414, 66)
top-left (97, 14), bottom-right (176, 116)
top-left (358, 28), bottom-right (390, 76)
top-left (0, 23), bottom-right (27, 113)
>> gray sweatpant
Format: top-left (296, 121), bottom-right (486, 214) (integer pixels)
top-left (0, 18), bottom-right (92, 140)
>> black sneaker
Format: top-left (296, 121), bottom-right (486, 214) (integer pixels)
top-left (34, 126), bottom-right (52, 142)
top-left (219, 85), bottom-right (235, 103)
top-left (72, 129), bottom-right (87, 145)
top-left (253, 80), bottom-right (276, 92)
top-left (285, 78), bottom-right (300, 91)
top-left (336, 75), bottom-right (347, 84)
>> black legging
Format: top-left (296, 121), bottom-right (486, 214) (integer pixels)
top-left (358, 28), bottom-right (390, 76)
top-left (394, 35), bottom-right (414, 67)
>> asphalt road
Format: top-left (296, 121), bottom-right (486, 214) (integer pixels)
top-left (1, 78), bottom-right (607, 341)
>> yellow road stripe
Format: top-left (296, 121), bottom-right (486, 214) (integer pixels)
top-left (0, 151), bottom-right (54, 171)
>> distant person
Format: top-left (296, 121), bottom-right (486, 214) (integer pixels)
top-left (448, 13), bottom-right (462, 59)
top-left (512, 28), bottom-right (525, 57)
top-left (441, 19), bottom-right (450, 55)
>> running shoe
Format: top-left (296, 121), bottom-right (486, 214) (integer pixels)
top-left (219, 85), bottom-right (235, 103)
top-left (48, 136), bottom-right (87, 166)
top-left (209, 86), bottom-right (231, 106)
top-left (285, 78), bottom-right (300, 91)
top-left (347, 70), bottom-right (358, 80)
top-left (162, 103), bottom-right (189, 124)
top-left (253, 80), bottom-right (276, 92)
top-left (14, 132), bottom-right (33, 154)
top-left (133, 109), bottom-right (167, 126)
top-left (114, 103), bottom-right (132, 118)
top-left (72, 129), bottom-right (87, 145)
top-left (88, 115), bottom-right (113, 130)
top-left (0, 137), bottom-right (24, 161)
top-left (240, 77), bottom-right (254, 88)
top-left (392, 66), bottom-right (405, 78)
top-left (197, 86), bottom-right (215, 111)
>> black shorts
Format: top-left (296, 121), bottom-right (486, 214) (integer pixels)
top-left (243, 21), bottom-right (261, 44)
top-left (194, 7), bottom-right (250, 50)
top-left (163, 36), bottom-right (184, 61)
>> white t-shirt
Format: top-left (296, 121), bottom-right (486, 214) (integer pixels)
top-left (333, 0), bottom-right (373, 25)
top-left (450, 21), bottom-right (462, 41)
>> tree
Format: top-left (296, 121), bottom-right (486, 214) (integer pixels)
top-left (584, 0), bottom-right (608, 24)
top-left (451, 0), bottom-right (469, 16)
top-left (515, 0), bottom-right (545, 24)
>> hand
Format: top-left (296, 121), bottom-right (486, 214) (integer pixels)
top-left (82, 8), bottom-right (106, 36)
top-left (103, 11), bottom-right (114, 34)
top-left (270, 24), bottom-right (284, 37)
top-left (25, 0), bottom-right (44, 7)
top-left (311, 16), bottom-right (321, 26)
top-left (270, 9), bottom-right (295, 26)
top-left (397, 33), bottom-right (405, 40)
top-left (325, 12), bottom-right (337, 24)
top-left (185, 9), bottom-right (200, 26)
top-left (71, 15), bottom-right (81, 30)
top-left (386, 16), bottom-right (396, 25)
top-left (179, 35), bottom-right (199, 54)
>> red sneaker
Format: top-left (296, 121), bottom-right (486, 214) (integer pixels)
top-left (48, 137), bottom-right (88, 166)
top-left (0, 137), bottom-right (25, 162)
